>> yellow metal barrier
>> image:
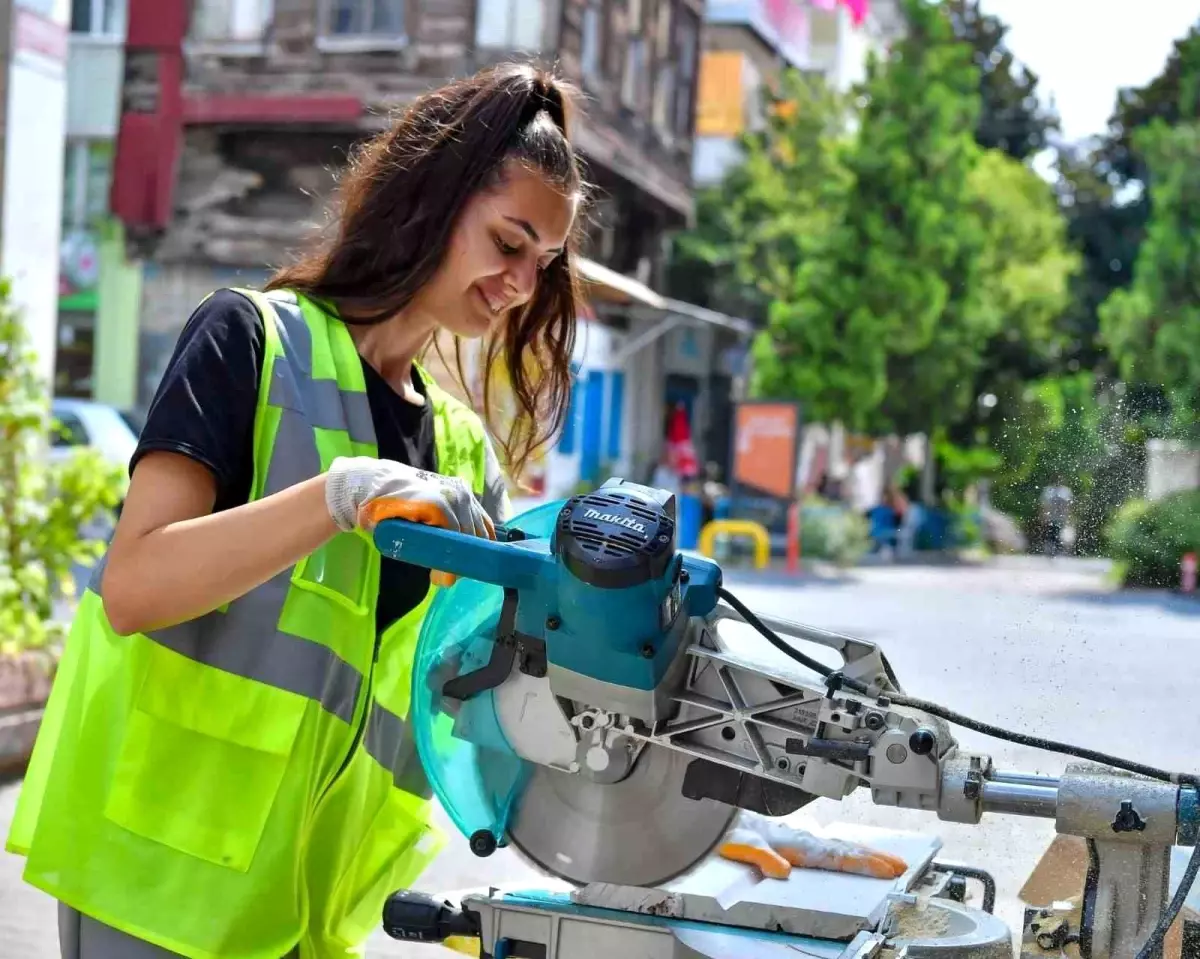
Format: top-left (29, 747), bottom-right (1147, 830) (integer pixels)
top-left (698, 519), bottom-right (771, 570)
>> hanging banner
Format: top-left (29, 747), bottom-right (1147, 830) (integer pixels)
top-left (731, 401), bottom-right (801, 500)
top-left (695, 51), bottom-right (746, 137)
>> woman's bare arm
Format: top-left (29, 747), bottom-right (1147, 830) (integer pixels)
top-left (100, 451), bottom-right (339, 636)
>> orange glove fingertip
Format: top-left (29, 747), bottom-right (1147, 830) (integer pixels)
top-left (719, 840), bottom-right (792, 880)
top-left (358, 497), bottom-right (450, 531)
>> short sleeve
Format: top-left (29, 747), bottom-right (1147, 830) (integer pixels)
top-left (131, 288), bottom-right (266, 511)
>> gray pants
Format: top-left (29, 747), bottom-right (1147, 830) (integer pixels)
top-left (58, 903), bottom-right (299, 958)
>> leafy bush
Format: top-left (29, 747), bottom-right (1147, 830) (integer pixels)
top-left (801, 500), bottom-right (871, 567)
top-left (0, 280), bottom-right (124, 655)
top-left (1105, 489), bottom-right (1200, 589)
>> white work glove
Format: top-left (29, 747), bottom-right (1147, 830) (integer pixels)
top-left (718, 812), bottom-right (908, 881)
top-left (325, 457), bottom-right (496, 587)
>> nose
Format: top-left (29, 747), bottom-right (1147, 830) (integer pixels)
top-left (507, 255), bottom-right (539, 303)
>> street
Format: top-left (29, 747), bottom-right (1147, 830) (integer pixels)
top-left (2, 557), bottom-right (1197, 958)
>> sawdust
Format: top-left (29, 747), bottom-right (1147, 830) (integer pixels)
top-left (888, 903), bottom-right (953, 941)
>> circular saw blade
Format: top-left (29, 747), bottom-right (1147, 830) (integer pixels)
top-left (506, 743), bottom-right (737, 887)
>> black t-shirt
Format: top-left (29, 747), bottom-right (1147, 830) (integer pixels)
top-left (131, 288), bottom-right (438, 636)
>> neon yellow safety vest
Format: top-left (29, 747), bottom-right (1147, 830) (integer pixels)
top-left (7, 289), bottom-right (496, 958)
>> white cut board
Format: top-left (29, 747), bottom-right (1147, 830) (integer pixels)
top-left (574, 821), bottom-right (942, 942)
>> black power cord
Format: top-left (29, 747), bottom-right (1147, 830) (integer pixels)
top-left (717, 585), bottom-right (1200, 959)
top-left (718, 587), bottom-right (853, 685)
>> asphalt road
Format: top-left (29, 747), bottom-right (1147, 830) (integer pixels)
top-left (3, 557), bottom-right (1197, 958)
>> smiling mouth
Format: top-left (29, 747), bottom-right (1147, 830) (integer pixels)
top-left (475, 286), bottom-right (505, 316)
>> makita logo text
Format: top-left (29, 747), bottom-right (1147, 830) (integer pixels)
top-left (584, 508), bottom-right (647, 533)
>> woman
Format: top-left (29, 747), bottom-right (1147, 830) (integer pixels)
top-left (7, 63), bottom-right (585, 959)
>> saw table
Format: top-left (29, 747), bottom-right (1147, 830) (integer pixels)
top-left (407, 823), bottom-right (1013, 959)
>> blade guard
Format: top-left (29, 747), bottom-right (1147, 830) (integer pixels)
top-left (372, 493), bottom-right (724, 865)
top-left (373, 501), bottom-right (565, 858)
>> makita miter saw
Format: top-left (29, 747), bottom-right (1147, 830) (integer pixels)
top-left (373, 478), bottom-right (1200, 959)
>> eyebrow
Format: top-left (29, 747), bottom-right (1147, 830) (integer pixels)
top-left (504, 215), bottom-right (564, 254)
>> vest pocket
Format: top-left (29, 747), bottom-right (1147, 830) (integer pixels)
top-left (291, 530), bottom-right (373, 616)
top-left (327, 787), bottom-right (445, 947)
top-left (103, 642), bottom-right (309, 873)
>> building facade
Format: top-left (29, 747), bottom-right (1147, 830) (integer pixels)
top-left (55, 0), bottom-right (143, 407)
top-left (692, 0), bottom-right (903, 187)
top-left (108, 0), bottom-right (707, 406)
top-left (100, 0), bottom-right (757, 499)
top-left (1, 0), bottom-right (71, 389)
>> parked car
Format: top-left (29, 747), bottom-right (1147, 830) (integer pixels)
top-left (50, 398), bottom-right (139, 514)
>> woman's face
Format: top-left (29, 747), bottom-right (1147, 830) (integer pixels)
top-left (416, 161), bottom-right (578, 338)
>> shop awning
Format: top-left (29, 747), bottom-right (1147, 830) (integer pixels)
top-left (575, 257), bottom-right (754, 363)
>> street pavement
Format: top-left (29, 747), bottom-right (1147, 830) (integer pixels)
top-left (2, 556), bottom-right (1197, 957)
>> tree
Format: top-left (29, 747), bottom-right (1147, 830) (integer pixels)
top-left (0, 279), bottom-right (124, 655)
top-left (1098, 22), bottom-right (1200, 185)
top-left (948, 148), bottom-right (1080, 447)
top-left (1098, 119), bottom-right (1200, 437)
top-left (940, 0), bottom-right (1060, 160)
top-left (754, 0), bottom-right (989, 434)
top-left (1056, 23), bottom-right (1200, 376)
top-left (668, 69), bottom-right (852, 324)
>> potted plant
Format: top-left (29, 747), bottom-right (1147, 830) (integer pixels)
top-left (0, 278), bottom-right (124, 770)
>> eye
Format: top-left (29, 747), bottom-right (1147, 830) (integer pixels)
top-left (494, 234), bottom-right (521, 255)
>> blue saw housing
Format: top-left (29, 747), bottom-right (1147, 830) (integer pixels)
top-left (372, 478), bottom-right (723, 856)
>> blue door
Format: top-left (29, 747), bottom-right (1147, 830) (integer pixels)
top-left (580, 369), bottom-right (605, 484)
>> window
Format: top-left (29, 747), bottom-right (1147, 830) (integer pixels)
top-left (190, 0), bottom-right (274, 43)
top-left (62, 141), bottom-right (113, 233)
top-left (673, 8), bottom-right (699, 136)
top-left (650, 0), bottom-right (674, 135)
top-left (71, 0), bottom-right (124, 36)
top-left (619, 0), bottom-right (648, 111)
top-left (475, 0), bottom-right (543, 50)
top-left (326, 0), bottom-right (405, 38)
top-left (620, 36), bottom-right (645, 109)
top-left (652, 64), bottom-right (674, 135)
top-left (653, 0), bottom-right (671, 58)
top-left (580, 0), bottom-right (604, 85)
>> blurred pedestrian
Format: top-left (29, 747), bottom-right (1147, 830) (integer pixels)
top-left (8, 63), bottom-right (585, 959)
top-left (1039, 478), bottom-right (1074, 557)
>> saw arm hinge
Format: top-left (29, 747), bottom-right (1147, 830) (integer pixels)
top-left (441, 588), bottom-right (547, 702)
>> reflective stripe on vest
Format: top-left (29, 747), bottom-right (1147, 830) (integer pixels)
top-left (364, 701), bottom-right (430, 796)
top-left (87, 556), bottom-right (362, 724)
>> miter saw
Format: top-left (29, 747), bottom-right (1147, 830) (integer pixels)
top-left (372, 478), bottom-right (1200, 959)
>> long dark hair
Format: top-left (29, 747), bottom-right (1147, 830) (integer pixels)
top-left (267, 62), bottom-right (586, 481)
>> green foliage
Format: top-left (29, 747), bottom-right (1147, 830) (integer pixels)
top-left (800, 501), bottom-right (871, 567)
top-left (940, 0), bottom-right (1060, 160)
top-left (1099, 119), bottom-right (1200, 438)
top-left (934, 436), bottom-right (1002, 496)
top-left (0, 279), bottom-right (124, 655)
top-left (754, 0), bottom-right (989, 434)
top-left (669, 69), bottom-right (852, 323)
top-left (950, 149), bottom-right (1081, 446)
top-left (1106, 489), bottom-right (1200, 588)
top-left (985, 373), bottom-right (1146, 554)
top-left (1058, 24), bottom-right (1200, 378)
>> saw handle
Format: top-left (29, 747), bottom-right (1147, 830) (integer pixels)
top-left (372, 518), bottom-right (546, 590)
top-left (382, 889), bottom-right (479, 943)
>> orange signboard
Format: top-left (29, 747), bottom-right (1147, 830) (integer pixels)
top-left (695, 51), bottom-right (746, 137)
top-left (732, 402), bottom-right (800, 500)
